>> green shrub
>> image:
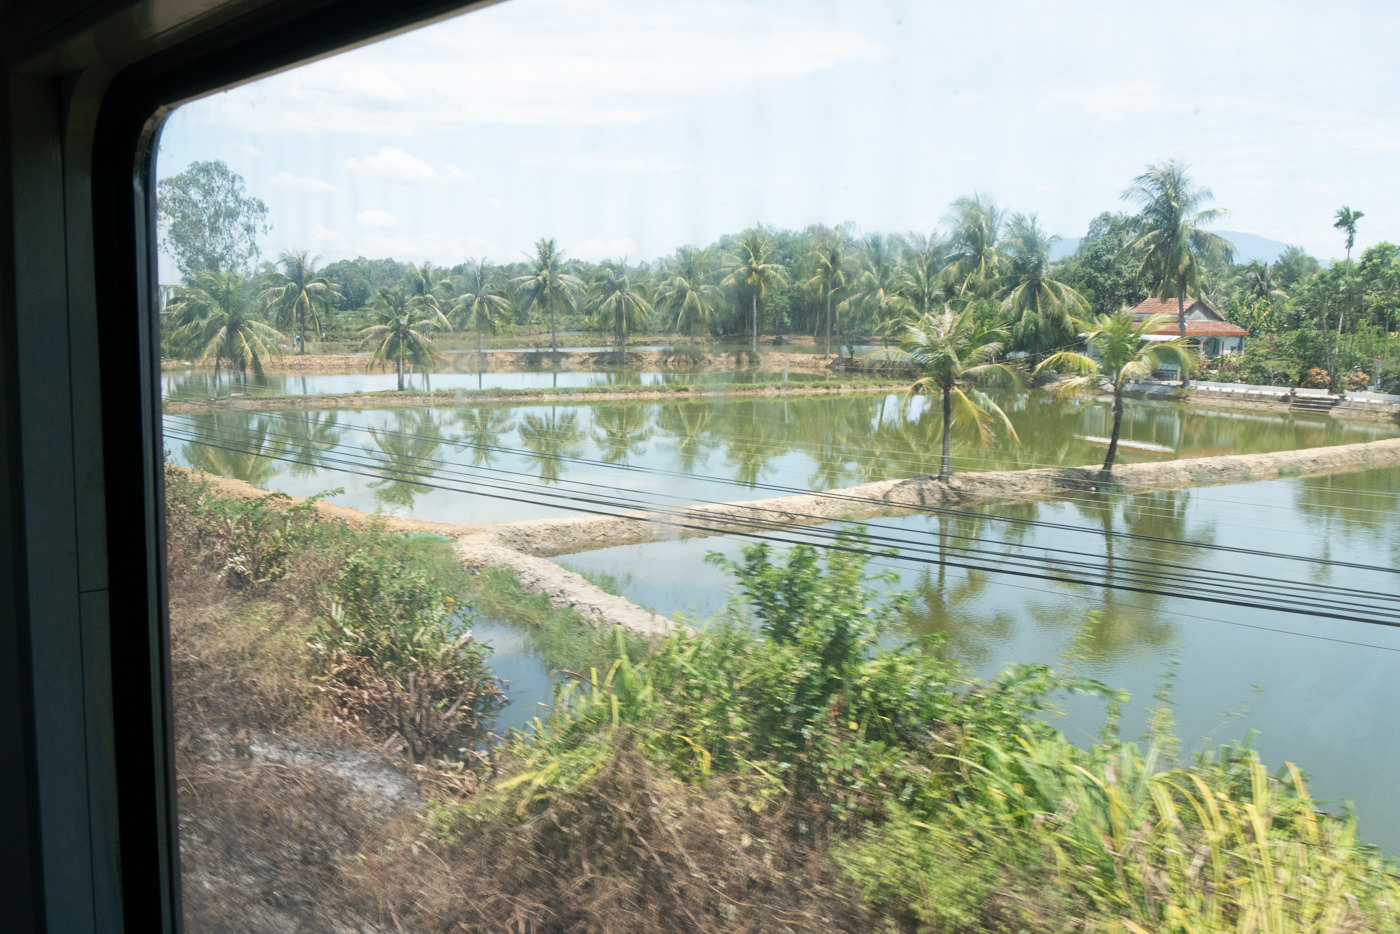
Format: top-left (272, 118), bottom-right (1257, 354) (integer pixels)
top-left (315, 543), bottom-right (505, 762)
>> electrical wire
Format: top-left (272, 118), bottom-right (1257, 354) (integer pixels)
top-left (163, 418), bottom-right (1400, 627)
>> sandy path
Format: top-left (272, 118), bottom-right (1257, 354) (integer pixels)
top-left (172, 437), bottom-right (1400, 635)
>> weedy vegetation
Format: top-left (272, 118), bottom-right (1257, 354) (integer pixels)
top-left (167, 471), bottom-right (1399, 932)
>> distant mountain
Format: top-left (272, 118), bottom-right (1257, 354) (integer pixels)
top-left (1048, 230), bottom-right (1297, 265)
top-left (1048, 237), bottom-right (1080, 261)
top-left (1214, 231), bottom-right (1292, 265)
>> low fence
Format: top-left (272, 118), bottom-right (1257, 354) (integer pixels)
top-left (1126, 379), bottom-right (1400, 406)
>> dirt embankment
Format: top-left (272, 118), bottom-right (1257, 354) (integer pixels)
top-left (171, 437), bottom-right (1400, 635)
top-left (162, 348), bottom-right (865, 375)
top-left (161, 379), bottom-right (912, 414)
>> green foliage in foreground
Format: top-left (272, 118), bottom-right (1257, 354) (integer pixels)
top-left (463, 533), bottom-right (1400, 933)
top-left (167, 467), bottom-right (502, 762)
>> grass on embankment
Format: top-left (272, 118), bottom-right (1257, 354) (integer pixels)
top-left (160, 374), bottom-right (913, 413)
top-left (167, 470), bottom-right (1400, 933)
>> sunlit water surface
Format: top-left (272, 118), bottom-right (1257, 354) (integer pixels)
top-left (164, 390), bottom-right (1400, 850)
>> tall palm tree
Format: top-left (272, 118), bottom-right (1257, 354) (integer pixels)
top-left (804, 236), bottom-right (846, 356)
top-left (513, 238), bottom-right (581, 356)
top-left (883, 305), bottom-right (1023, 481)
top-left (1238, 260), bottom-right (1285, 304)
top-left (722, 229), bottom-right (789, 353)
top-left (357, 286), bottom-right (451, 391)
top-left (168, 270), bottom-right (286, 390)
top-left (260, 249), bottom-right (341, 353)
top-left (1034, 311), bottom-right (1193, 474)
top-left (453, 260), bottom-right (511, 364)
top-left (998, 213), bottom-right (1087, 357)
top-left (1333, 205), bottom-right (1365, 372)
top-left (655, 247), bottom-right (722, 344)
top-left (842, 234), bottom-right (908, 354)
top-left (944, 194), bottom-right (1007, 296)
top-left (1335, 206), bottom-right (1365, 272)
top-left (1121, 160), bottom-right (1233, 386)
top-left (588, 260), bottom-right (652, 359)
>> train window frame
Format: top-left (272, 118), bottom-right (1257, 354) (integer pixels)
top-left (3, 2), bottom-right (496, 930)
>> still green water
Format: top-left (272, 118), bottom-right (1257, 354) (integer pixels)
top-left (163, 391), bottom-right (1400, 850)
top-left (163, 390), bottom-right (1396, 523)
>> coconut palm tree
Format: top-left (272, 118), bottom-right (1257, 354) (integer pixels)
top-left (357, 286), bottom-right (451, 391)
top-left (655, 247), bottom-right (722, 344)
top-left (260, 249), bottom-right (341, 353)
top-left (804, 236), bottom-right (846, 356)
top-left (1121, 160), bottom-right (1233, 385)
top-left (842, 234), bottom-right (908, 354)
top-left (1332, 206), bottom-right (1365, 372)
top-left (998, 213), bottom-right (1087, 357)
top-left (513, 238), bottom-right (581, 356)
top-left (1034, 310), bottom-right (1193, 474)
top-left (883, 305), bottom-right (1023, 481)
top-left (453, 260), bottom-right (511, 365)
top-left (588, 261), bottom-right (652, 359)
top-left (168, 270), bottom-right (286, 390)
top-left (722, 229), bottom-right (789, 353)
top-left (944, 194), bottom-right (1007, 296)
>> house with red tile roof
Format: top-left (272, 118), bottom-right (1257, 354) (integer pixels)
top-left (1129, 297), bottom-right (1248, 359)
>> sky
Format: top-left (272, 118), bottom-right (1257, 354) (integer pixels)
top-left (155, 0), bottom-right (1400, 279)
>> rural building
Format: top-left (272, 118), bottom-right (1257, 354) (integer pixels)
top-left (1130, 297), bottom-right (1248, 358)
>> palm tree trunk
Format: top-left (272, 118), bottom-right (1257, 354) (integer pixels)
top-left (751, 292), bottom-right (758, 354)
top-left (396, 348), bottom-right (404, 391)
top-left (1102, 385), bottom-right (1125, 474)
top-left (939, 386), bottom-right (952, 482)
top-left (1177, 292), bottom-right (1189, 387)
top-left (549, 299), bottom-right (557, 356)
top-left (825, 292), bottom-right (832, 356)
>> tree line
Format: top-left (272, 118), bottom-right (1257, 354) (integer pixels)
top-left (159, 158), bottom-right (1398, 396)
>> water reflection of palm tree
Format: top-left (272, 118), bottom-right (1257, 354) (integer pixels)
top-left (363, 409), bottom-right (445, 511)
top-left (183, 411), bottom-right (287, 487)
top-left (719, 400), bottom-right (784, 488)
top-left (591, 404), bottom-right (653, 465)
top-left (454, 406), bottom-right (514, 467)
top-left (518, 409), bottom-right (584, 484)
top-left (1044, 490), bottom-right (1211, 659)
top-left (1294, 470), bottom-right (1400, 572)
top-left (655, 401), bottom-right (714, 474)
top-left (278, 410), bottom-right (343, 478)
top-left (905, 565), bottom-right (1012, 666)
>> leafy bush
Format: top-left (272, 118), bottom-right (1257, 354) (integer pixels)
top-left (1300, 366), bottom-right (1331, 389)
top-left (315, 543), bottom-right (505, 762)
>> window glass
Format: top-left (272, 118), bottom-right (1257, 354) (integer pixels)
top-left (157, 1), bottom-right (1400, 929)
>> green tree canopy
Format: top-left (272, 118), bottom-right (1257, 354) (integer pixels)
top-left (157, 160), bottom-right (270, 280)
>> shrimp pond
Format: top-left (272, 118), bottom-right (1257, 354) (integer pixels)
top-left (163, 374), bottom-right (1400, 851)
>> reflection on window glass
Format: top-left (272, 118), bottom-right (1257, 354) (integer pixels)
top-left (157, 0), bottom-right (1400, 929)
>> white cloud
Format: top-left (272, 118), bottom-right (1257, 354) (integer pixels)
top-left (310, 223), bottom-right (345, 242)
top-left (527, 153), bottom-right (688, 175)
top-left (572, 237), bottom-right (641, 262)
top-left (182, 0), bottom-right (885, 133)
top-left (270, 171), bottom-right (342, 193)
top-left (486, 197), bottom-right (518, 208)
top-left (345, 147), bottom-right (472, 184)
top-left (234, 143), bottom-right (262, 157)
top-left (356, 209), bottom-right (400, 228)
